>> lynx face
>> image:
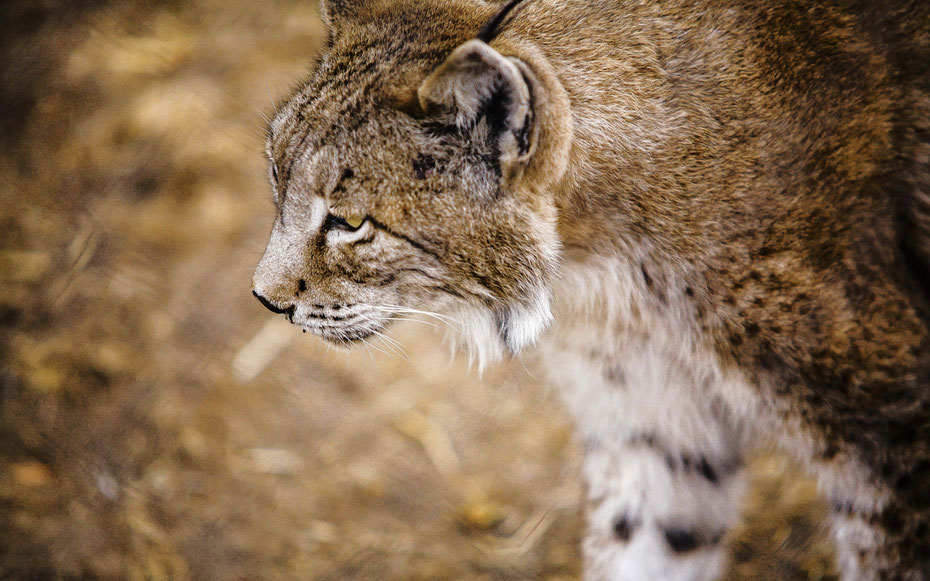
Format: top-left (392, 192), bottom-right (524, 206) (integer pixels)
top-left (252, 3), bottom-right (562, 359)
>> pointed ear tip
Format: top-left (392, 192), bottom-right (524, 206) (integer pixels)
top-left (418, 37), bottom-right (531, 112)
top-left (453, 39), bottom-right (499, 62)
top-left (460, 38), bottom-right (491, 50)
top-left (422, 40), bottom-right (509, 90)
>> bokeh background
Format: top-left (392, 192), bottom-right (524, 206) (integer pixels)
top-left (1, 1), bottom-right (838, 579)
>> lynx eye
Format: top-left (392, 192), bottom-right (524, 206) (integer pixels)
top-left (328, 213), bottom-right (366, 232)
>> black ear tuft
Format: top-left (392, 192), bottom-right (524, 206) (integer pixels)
top-left (476, 0), bottom-right (529, 44)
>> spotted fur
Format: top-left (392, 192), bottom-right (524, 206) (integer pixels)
top-left (253, 0), bottom-right (930, 578)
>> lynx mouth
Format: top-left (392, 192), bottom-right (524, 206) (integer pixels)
top-left (306, 321), bottom-right (387, 347)
top-left (319, 328), bottom-right (376, 345)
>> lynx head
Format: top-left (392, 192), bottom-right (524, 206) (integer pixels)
top-left (252, 0), bottom-right (571, 365)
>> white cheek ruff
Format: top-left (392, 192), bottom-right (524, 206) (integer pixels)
top-left (436, 213), bottom-right (559, 372)
top-left (496, 290), bottom-right (553, 354)
top-left (440, 286), bottom-right (553, 373)
top-left (444, 304), bottom-right (505, 374)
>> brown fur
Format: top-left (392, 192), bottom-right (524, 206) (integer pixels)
top-left (253, 1), bottom-right (930, 577)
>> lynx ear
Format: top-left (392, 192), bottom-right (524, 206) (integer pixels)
top-left (418, 40), bottom-right (536, 175)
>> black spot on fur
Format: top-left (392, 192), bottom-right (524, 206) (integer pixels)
top-left (0, 305), bottom-right (23, 327)
top-left (641, 263), bottom-right (653, 288)
top-left (627, 432), bottom-right (659, 448)
top-left (613, 516), bottom-right (637, 542)
top-left (628, 434), bottom-right (738, 483)
top-left (833, 501), bottom-right (855, 516)
top-left (412, 154), bottom-right (436, 179)
top-left (697, 457), bottom-right (719, 484)
top-left (757, 341), bottom-right (783, 371)
top-left (664, 528), bottom-right (701, 553)
top-left (297, 279), bottom-right (307, 293)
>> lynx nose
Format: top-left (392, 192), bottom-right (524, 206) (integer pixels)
top-left (252, 290), bottom-right (294, 316)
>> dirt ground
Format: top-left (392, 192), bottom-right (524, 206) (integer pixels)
top-left (1, 2), bottom-right (838, 579)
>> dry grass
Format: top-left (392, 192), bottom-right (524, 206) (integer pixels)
top-left (0, 2), bottom-right (835, 579)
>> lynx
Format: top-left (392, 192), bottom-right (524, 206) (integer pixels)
top-left (251, 0), bottom-right (930, 578)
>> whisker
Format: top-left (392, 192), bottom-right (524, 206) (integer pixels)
top-left (372, 305), bottom-right (462, 331)
top-left (371, 330), bottom-right (409, 361)
top-left (378, 305), bottom-right (460, 323)
top-left (251, 100), bottom-right (273, 125)
top-left (362, 337), bottom-right (397, 360)
top-left (374, 333), bottom-right (408, 360)
top-left (518, 356), bottom-right (541, 381)
top-left (359, 338), bottom-right (376, 361)
top-left (377, 330), bottom-right (407, 352)
top-left (381, 316), bottom-right (442, 329)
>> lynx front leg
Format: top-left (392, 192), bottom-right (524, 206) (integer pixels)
top-left (544, 324), bottom-right (749, 581)
top-left (542, 307), bottom-right (751, 580)
top-left (581, 432), bottom-right (745, 581)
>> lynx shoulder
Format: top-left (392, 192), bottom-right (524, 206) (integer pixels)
top-left (253, 0), bottom-right (930, 578)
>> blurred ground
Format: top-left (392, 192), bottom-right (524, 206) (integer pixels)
top-left (0, 1), bottom-right (838, 579)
